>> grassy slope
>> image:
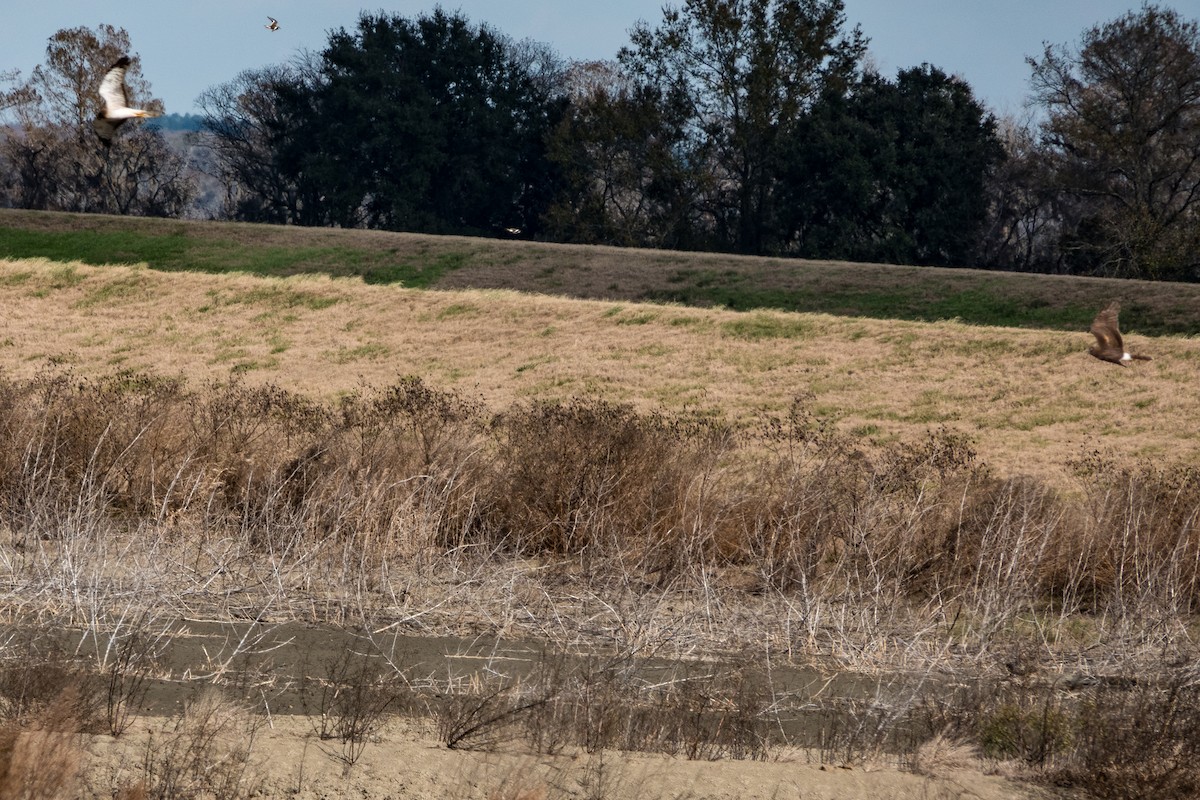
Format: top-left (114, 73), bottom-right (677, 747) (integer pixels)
top-left (3, 208), bottom-right (1199, 335)
top-left (2, 208), bottom-right (1198, 480)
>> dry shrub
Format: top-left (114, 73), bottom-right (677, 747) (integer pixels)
top-left (0, 369), bottom-right (1198, 629)
top-left (736, 414), bottom-right (986, 594)
top-left (1068, 456), bottom-right (1200, 614)
top-left (938, 475), bottom-right (1065, 608)
top-left (520, 653), bottom-right (644, 755)
top-left (296, 377), bottom-right (486, 552)
top-left (909, 731), bottom-right (980, 777)
top-left (907, 679), bottom-right (1072, 768)
top-left (521, 653), bottom-right (774, 760)
top-left (300, 646), bottom-right (405, 769)
top-left (641, 662), bottom-right (771, 761)
top-left (0, 371), bottom-right (191, 528)
top-left (432, 648), bottom-right (776, 760)
top-left (482, 398), bottom-right (727, 567)
top-left (89, 612), bottom-right (173, 738)
top-left (438, 667), bottom-right (553, 751)
top-left (0, 686), bottom-right (86, 800)
top-left (136, 689), bottom-right (262, 800)
top-left (976, 694), bottom-right (1072, 765)
top-left (1052, 671), bottom-right (1200, 800)
top-left (733, 404), bottom-right (868, 590)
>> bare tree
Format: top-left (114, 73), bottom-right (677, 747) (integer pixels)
top-left (195, 57), bottom-right (323, 224)
top-left (977, 117), bottom-right (1068, 272)
top-left (0, 69), bottom-right (34, 114)
top-left (1029, 5), bottom-right (1200, 280)
top-left (0, 25), bottom-right (194, 216)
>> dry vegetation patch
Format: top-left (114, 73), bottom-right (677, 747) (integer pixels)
top-left (0, 256), bottom-right (1196, 482)
top-left (0, 232), bottom-right (1197, 798)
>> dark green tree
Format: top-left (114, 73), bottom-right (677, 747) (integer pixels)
top-left (1029, 5), bottom-right (1200, 280)
top-left (544, 60), bottom-right (703, 248)
top-left (274, 9), bottom-right (568, 236)
top-left (620, 0), bottom-right (867, 254)
top-left (781, 65), bottom-right (1004, 266)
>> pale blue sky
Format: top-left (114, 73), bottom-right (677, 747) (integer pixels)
top-left (3, 1), bottom-right (1179, 117)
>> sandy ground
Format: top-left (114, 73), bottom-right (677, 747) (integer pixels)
top-left (81, 713), bottom-right (1047, 800)
top-left (6, 621), bottom-right (1051, 799)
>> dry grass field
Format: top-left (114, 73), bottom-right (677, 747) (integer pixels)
top-left (0, 254), bottom-right (1195, 481)
top-left (0, 210), bottom-right (1198, 799)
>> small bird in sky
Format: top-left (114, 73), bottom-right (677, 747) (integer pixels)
top-left (93, 56), bottom-right (159, 146)
top-left (265, 16), bottom-right (280, 31)
top-left (1088, 302), bottom-right (1152, 366)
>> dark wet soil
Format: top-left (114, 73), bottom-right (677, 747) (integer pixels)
top-left (54, 619), bottom-right (959, 744)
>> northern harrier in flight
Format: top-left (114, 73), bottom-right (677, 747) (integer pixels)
top-left (93, 56), bottom-right (159, 146)
top-left (1088, 302), bottom-right (1151, 366)
top-left (265, 17), bottom-right (280, 31)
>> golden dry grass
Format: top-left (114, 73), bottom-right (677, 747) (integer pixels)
top-left (1, 256), bottom-right (1196, 481)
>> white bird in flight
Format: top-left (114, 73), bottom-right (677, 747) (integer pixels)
top-left (93, 56), bottom-right (159, 146)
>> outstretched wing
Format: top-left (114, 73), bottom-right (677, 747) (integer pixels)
top-left (98, 56), bottom-right (132, 116)
top-left (1089, 302), bottom-right (1124, 350)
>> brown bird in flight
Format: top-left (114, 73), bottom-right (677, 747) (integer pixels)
top-left (1088, 302), bottom-right (1151, 367)
top-left (265, 16), bottom-right (280, 31)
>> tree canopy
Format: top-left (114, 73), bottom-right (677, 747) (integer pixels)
top-left (782, 65), bottom-right (1004, 266)
top-left (618, 0), bottom-right (867, 254)
top-left (8, 7), bottom-right (1200, 282)
top-left (1029, 4), bottom-right (1200, 280)
top-left (262, 10), bottom-right (568, 236)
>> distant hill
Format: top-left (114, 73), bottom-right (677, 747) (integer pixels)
top-left (147, 113), bottom-right (203, 132)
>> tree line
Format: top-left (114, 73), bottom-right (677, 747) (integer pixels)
top-left (2, 2), bottom-right (1198, 281)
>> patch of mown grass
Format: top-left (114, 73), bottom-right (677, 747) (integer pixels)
top-left (436, 302), bottom-right (478, 320)
top-left (0, 225), bottom-right (470, 287)
top-left (359, 251), bottom-right (469, 287)
top-left (326, 343), bottom-right (391, 364)
top-left (74, 273), bottom-right (150, 307)
top-left (722, 313), bottom-right (810, 341)
top-left (0, 270), bottom-right (34, 286)
top-left (202, 286), bottom-right (340, 312)
top-left (614, 311), bottom-right (658, 325)
top-left (0, 227), bottom-right (191, 267)
top-left (924, 288), bottom-right (1092, 330)
top-left (26, 264), bottom-right (87, 297)
top-left (647, 283), bottom-right (817, 313)
top-left (5, 211), bottom-right (1198, 337)
top-left (646, 278), bottom-right (1163, 335)
top-left (515, 355), bottom-right (555, 373)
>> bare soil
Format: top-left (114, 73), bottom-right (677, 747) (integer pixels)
top-left (82, 713), bottom-right (1044, 800)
